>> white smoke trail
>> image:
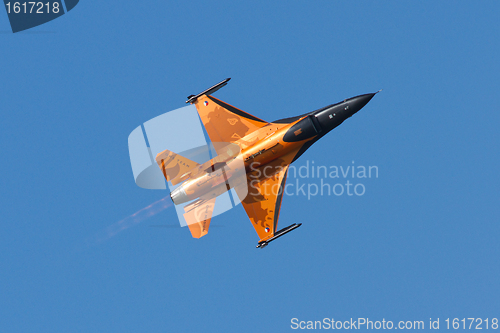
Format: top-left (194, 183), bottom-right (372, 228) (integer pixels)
top-left (92, 196), bottom-right (172, 243)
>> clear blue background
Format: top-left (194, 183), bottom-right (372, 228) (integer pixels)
top-left (1, 1), bottom-right (499, 332)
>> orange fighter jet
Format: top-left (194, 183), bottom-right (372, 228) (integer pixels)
top-left (157, 78), bottom-right (378, 248)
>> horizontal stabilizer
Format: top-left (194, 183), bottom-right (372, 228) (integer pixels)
top-left (183, 197), bottom-right (216, 238)
top-left (156, 149), bottom-right (199, 185)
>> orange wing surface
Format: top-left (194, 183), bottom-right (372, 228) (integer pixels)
top-left (240, 151), bottom-right (298, 242)
top-left (194, 95), bottom-right (268, 153)
top-left (183, 197), bottom-right (216, 238)
top-left (156, 149), bottom-right (199, 185)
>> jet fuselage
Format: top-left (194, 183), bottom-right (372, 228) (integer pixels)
top-left (170, 93), bottom-right (376, 205)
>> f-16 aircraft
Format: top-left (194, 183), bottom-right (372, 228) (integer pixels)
top-left (156, 78), bottom-right (378, 248)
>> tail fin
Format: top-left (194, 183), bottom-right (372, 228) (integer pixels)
top-left (155, 149), bottom-right (199, 185)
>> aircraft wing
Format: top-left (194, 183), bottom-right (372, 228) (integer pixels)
top-left (240, 151), bottom-right (297, 242)
top-left (193, 95), bottom-right (268, 154)
top-left (183, 197), bottom-right (216, 238)
top-left (156, 149), bottom-right (199, 185)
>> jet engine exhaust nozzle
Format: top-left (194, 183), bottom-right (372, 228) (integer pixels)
top-left (170, 186), bottom-right (188, 205)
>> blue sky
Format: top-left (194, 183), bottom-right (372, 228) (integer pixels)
top-left (1, 1), bottom-right (499, 332)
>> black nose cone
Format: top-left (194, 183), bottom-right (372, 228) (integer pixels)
top-left (313, 91), bottom-right (378, 134)
top-left (345, 93), bottom-right (376, 116)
